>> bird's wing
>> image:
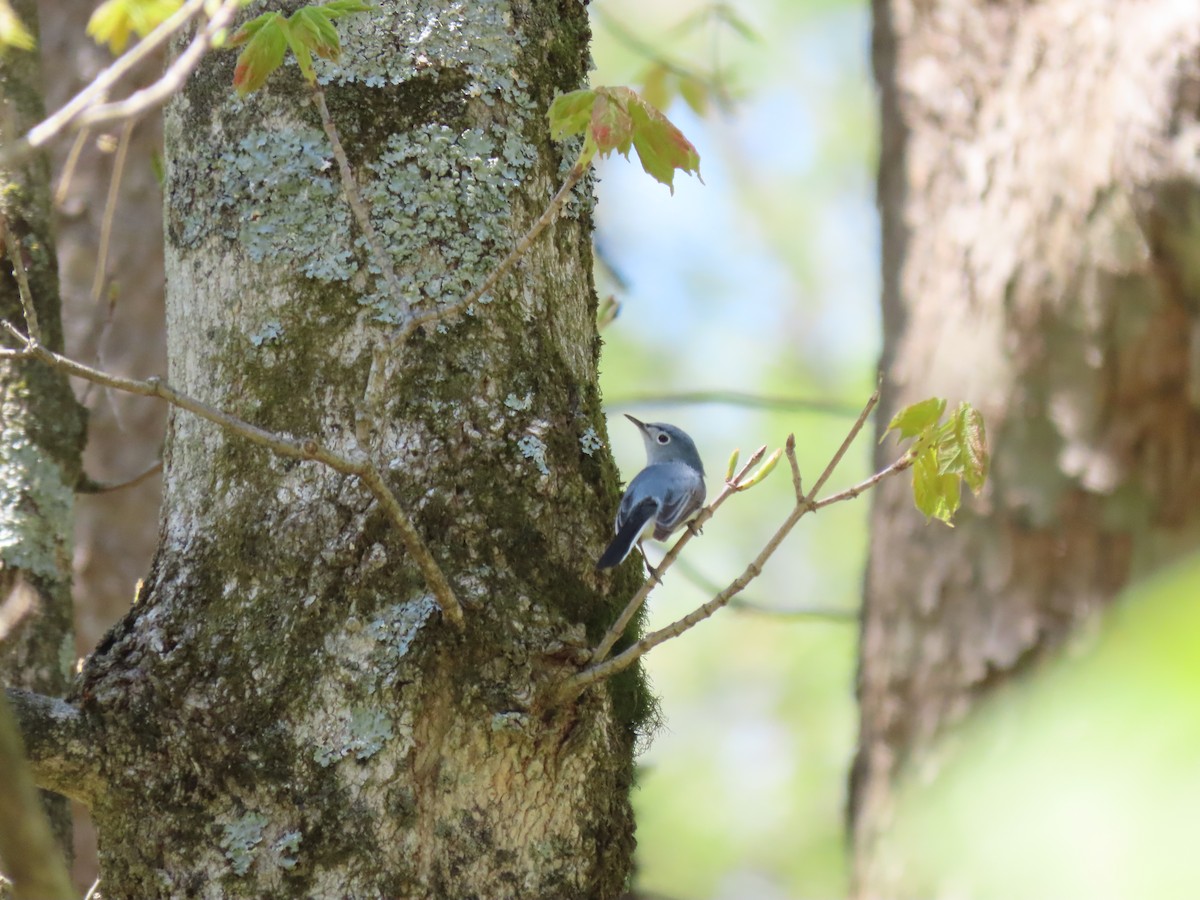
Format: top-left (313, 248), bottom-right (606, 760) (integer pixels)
top-left (596, 495), bottom-right (659, 570)
top-left (651, 464), bottom-right (706, 539)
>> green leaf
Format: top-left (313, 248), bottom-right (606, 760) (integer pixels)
top-left (590, 90), bottom-right (635, 157)
top-left (626, 93), bottom-right (701, 193)
top-left (87, 0), bottom-right (181, 54)
top-left (290, 6), bottom-right (343, 61)
top-left (232, 12), bottom-right (288, 96)
top-left (547, 85), bottom-right (702, 192)
top-left (913, 449), bottom-right (961, 524)
top-left (0, 0), bottom-right (33, 51)
top-left (548, 89), bottom-right (596, 140)
top-left (229, 2), bottom-right (371, 93)
top-left (320, 0), bottom-right (374, 15)
top-left (886, 397), bottom-right (947, 441)
top-left (955, 402), bottom-right (990, 493)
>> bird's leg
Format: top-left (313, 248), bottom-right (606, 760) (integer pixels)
top-left (638, 542), bottom-right (664, 585)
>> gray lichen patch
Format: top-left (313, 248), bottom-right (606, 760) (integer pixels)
top-left (210, 128), bottom-right (356, 281)
top-left (0, 421), bottom-right (74, 580)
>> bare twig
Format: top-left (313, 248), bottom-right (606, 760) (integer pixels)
top-left (3, 324), bottom-right (465, 630)
top-left (0, 0), bottom-right (239, 167)
top-left (0, 216), bottom-right (41, 341)
top-left (802, 383), bottom-right (880, 503)
top-left (53, 128), bottom-right (90, 208)
top-left (559, 387), bottom-right (900, 699)
top-left (92, 117), bottom-right (137, 301)
top-left (608, 390), bottom-right (863, 417)
top-left (589, 445), bottom-right (768, 666)
top-left (76, 459), bottom-right (163, 494)
top-left (310, 84), bottom-right (405, 309)
top-left (388, 154), bottom-right (591, 348)
top-left (669, 555), bottom-right (856, 622)
top-left (785, 432), bottom-right (803, 500)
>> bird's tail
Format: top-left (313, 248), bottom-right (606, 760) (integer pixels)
top-left (596, 498), bottom-right (658, 570)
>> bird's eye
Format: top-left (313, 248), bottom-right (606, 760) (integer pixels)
top-left (657, 433), bottom-right (670, 444)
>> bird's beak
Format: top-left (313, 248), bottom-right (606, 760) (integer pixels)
top-left (624, 414), bottom-right (647, 432)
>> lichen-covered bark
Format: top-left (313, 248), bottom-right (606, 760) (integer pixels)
top-left (0, 0), bottom-right (88, 864)
top-left (74, 1), bottom-right (641, 897)
top-left (854, 2), bottom-right (1200, 896)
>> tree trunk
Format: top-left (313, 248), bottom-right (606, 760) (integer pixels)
top-left (854, 1), bottom-right (1200, 895)
top-left (0, 0), bottom-right (88, 866)
top-left (16, 3), bottom-right (644, 896)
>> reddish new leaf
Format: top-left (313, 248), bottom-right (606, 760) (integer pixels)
top-left (232, 13), bottom-right (287, 96)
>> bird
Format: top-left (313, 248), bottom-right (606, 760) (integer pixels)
top-left (596, 415), bottom-right (707, 570)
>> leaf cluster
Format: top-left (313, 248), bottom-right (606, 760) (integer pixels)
top-left (86, 0), bottom-right (182, 54)
top-left (230, 0), bottom-right (372, 96)
top-left (885, 398), bottom-right (989, 524)
top-left (548, 86), bottom-right (702, 193)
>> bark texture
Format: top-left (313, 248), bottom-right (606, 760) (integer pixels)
top-left (0, 0), bottom-right (88, 871)
top-left (854, 2), bottom-right (1200, 895)
top-left (65, 2), bottom-right (643, 897)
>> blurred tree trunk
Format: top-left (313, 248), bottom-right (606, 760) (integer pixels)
top-left (12, 2), bottom-right (647, 897)
top-left (854, 2), bottom-right (1200, 896)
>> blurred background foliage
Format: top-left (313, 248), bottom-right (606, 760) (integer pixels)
top-left (892, 555), bottom-right (1200, 900)
top-left (587, 0), bottom-right (876, 896)
top-left (590, 5), bottom-right (1200, 900)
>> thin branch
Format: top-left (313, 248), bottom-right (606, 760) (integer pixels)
top-left (4, 324), bottom-right (465, 630)
top-left (75, 0), bottom-right (242, 133)
top-left (670, 555), bottom-right (855, 622)
top-left (53, 128), bottom-right (90, 208)
top-left (809, 453), bottom-right (913, 511)
top-left (785, 432), bottom-right (802, 500)
top-left (589, 445), bottom-right (767, 666)
top-left (4, 688), bottom-right (101, 806)
top-left (388, 154), bottom-right (591, 349)
top-left (92, 117), bottom-right (137, 302)
top-left (76, 459), bottom-right (162, 495)
top-left (728, 598), bottom-right (857, 621)
top-left (608, 391), bottom-right (864, 417)
top-left (0, 216), bottom-right (41, 341)
top-left (0, 0), bottom-right (209, 166)
top-left (559, 388), bottom-right (901, 699)
top-left (310, 84), bottom-right (405, 310)
top-left (802, 383), bottom-right (880, 503)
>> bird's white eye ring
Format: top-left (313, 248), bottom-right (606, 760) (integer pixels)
top-left (657, 433), bottom-right (670, 444)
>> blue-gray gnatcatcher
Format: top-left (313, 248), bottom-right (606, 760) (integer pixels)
top-left (596, 415), bottom-right (707, 570)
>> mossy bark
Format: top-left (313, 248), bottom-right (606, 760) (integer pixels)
top-left (855, 2), bottom-right (1200, 896)
top-left (0, 0), bottom-right (87, 870)
top-left (70, 2), bottom-right (643, 897)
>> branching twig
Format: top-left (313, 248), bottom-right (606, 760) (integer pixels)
top-left (801, 380), bottom-right (880, 504)
top-left (559, 387), bottom-right (898, 700)
top-left (589, 445), bottom-right (768, 666)
top-left (3, 324), bottom-right (465, 630)
top-left (0, 0), bottom-right (239, 167)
